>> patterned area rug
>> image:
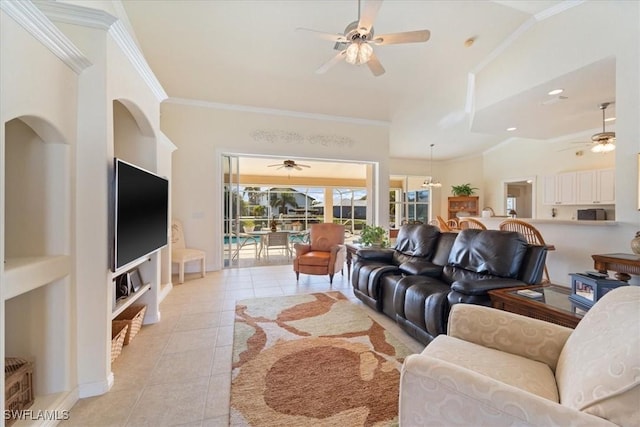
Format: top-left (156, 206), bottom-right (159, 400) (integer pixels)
top-left (231, 291), bottom-right (412, 426)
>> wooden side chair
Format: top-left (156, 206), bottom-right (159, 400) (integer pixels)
top-left (459, 217), bottom-right (487, 230)
top-left (499, 219), bottom-right (553, 283)
top-left (171, 219), bottom-right (206, 284)
top-left (436, 216), bottom-right (454, 232)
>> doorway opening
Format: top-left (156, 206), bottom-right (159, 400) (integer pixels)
top-left (222, 154), bottom-right (376, 268)
top-left (503, 178), bottom-right (535, 218)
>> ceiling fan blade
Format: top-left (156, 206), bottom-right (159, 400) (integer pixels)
top-left (267, 164), bottom-right (281, 167)
top-left (556, 142), bottom-right (592, 152)
top-left (367, 52), bottom-right (385, 76)
top-left (358, 0), bottom-right (383, 34)
top-left (295, 27), bottom-right (347, 43)
top-left (298, 164), bottom-right (311, 168)
top-left (373, 30), bottom-right (431, 45)
top-left (316, 50), bottom-right (346, 74)
top-left (294, 166), bottom-right (302, 170)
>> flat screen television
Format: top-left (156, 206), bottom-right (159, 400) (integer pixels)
top-left (113, 158), bottom-right (169, 271)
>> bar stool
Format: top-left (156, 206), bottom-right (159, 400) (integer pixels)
top-left (498, 219), bottom-right (554, 283)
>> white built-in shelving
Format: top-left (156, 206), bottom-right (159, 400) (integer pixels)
top-left (4, 256), bottom-right (71, 301)
top-left (3, 116), bottom-right (74, 423)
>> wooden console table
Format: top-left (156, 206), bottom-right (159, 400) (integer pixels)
top-left (489, 285), bottom-right (584, 328)
top-left (592, 253), bottom-right (640, 282)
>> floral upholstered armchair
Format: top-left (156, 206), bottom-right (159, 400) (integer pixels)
top-left (400, 285), bottom-right (639, 426)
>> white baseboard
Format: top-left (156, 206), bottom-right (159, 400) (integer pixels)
top-left (159, 281), bottom-right (173, 303)
top-left (77, 373), bottom-right (113, 398)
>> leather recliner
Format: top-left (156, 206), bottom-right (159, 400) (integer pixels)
top-left (293, 223), bottom-right (346, 284)
top-left (351, 224), bottom-right (448, 312)
top-left (394, 229), bottom-right (547, 344)
top-left (352, 227), bottom-right (548, 345)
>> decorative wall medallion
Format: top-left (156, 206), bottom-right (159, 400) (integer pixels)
top-left (251, 130), bottom-right (355, 148)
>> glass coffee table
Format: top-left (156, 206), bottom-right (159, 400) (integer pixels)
top-left (488, 285), bottom-right (586, 328)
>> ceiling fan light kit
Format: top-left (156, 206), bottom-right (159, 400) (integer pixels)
top-left (345, 41), bottom-right (373, 65)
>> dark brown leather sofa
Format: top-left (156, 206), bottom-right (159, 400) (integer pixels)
top-left (351, 224), bottom-right (548, 345)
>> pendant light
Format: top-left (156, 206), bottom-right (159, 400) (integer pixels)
top-left (422, 144), bottom-right (442, 188)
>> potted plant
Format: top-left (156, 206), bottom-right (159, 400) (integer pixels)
top-left (360, 224), bottom-right (388, 248)
top-left (242, 219), bottom-right (255, 233)
top-left (451, 183), bottom-right (478, 197)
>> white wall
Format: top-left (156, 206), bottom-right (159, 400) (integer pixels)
top-left (161, 101), bottom-right (389, 271)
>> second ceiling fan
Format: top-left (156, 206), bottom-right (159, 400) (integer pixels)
top-left (296, 0), bottom-right (431, 76)
top-left (268, 160), bottom-right (310, 171)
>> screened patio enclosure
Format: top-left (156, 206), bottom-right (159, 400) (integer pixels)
top-left (222, 155), bottom-right (372, 268)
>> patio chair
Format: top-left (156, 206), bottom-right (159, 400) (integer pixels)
top-left (289, 230), bottom-right (309, 247)
top-left (229, 232), bottom-right (259, 260)
top-left (264, 231), bottom-right (291, 259)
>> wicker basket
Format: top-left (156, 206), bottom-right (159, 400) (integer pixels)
top-left (5, 357), bottom-right (34, 426)
top-left (113, 304), bottom-right (147, 345)
top-left (111, 322), bottom-right (128, 363)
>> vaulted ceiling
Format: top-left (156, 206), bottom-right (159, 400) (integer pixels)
top-left (122, 0), bottom-right (616, 161)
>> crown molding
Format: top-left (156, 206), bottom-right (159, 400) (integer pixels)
top-left (35, 1), bottom-right (167, 101)
top-left (34, 0), bottom-right (117, 29)
top-left (165, 97), bottom-right (390, 127)
top-left (109, 20), bottom-right (167, 101)
top-left (1, 0), bottom-right (92, 74)
top-left (534, 0), bottom-right (585, 22)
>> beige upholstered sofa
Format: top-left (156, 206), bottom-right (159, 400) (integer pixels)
top-left (399, 285), bottom-right (640, 426)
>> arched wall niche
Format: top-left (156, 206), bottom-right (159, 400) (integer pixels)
top-left (113, 99), bottom-right (157, 172)
top-left (4, 116), bottom-right (70, 257)
top-left (18, 115), bottom-right (68, 145)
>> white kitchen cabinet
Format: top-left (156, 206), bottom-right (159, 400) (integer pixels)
top-left (543, 172), bottom-right (576, 205)
top-left (576, 169), bottom-right (615, 205)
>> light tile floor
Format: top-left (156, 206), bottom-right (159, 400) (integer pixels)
top-left (62, 265), bottom-right (424, 426)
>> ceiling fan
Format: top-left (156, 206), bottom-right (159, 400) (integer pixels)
top-left (267, 160), bottom-right (311, 171)
top-left (296, 0), bottom-right (431, 77)
top-left (566, 102), bottom-right (616, 153)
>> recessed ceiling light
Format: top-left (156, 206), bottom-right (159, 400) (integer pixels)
top-left (548, 89), bottom-right (564, 95)
top-left (604, 117), bottom-right (616, 122)
top-left (506, 127), bottom-right (517, 131)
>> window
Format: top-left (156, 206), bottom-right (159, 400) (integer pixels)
top-left (389, 185), bottom-right (431, 227)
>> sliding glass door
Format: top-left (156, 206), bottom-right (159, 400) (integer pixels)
top-left (222, 154), bottom-right (241, 267)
